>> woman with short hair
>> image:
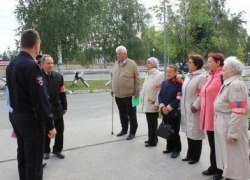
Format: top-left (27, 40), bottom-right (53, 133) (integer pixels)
top-left (181, 54), bottom-right (207, 164)
top-left (141, 57), bottom-right (164, 147)
top-left (200, 52), bottom-right (225, 179)
top-left (159, 65), bottom-right (183, 158)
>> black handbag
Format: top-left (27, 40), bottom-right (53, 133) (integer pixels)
top-left (157, 121), bottom-right (174, 140)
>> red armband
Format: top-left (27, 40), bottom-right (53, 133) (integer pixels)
top-left (229, 100), bottom-right (247, 114)
top-left (176, 92), bottom-right (182, 100)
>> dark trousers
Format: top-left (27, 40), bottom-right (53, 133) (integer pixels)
top-left (146, 112), bottom-right (158, 144)
top-left (44, 118), bottom-right (64, 153)
top-left (207, 131), bottom-right (223, 176)
top-left (115, 96), bottom-right (138, 134)
top-left (10, 112), bottom-right (44, 180)
top-left (163, 112), bottom-right (181, 152)
top-left (186, 138), bottom-right (202, 161)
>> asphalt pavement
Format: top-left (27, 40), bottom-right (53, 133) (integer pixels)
top-left (0, 92), bottom-right (217, 180)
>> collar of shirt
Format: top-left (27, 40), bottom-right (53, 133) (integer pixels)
top-left (43, 70), bottom-right (53, 77)
top-left (20, 51), bottom-right (36, 62)
top-left (118, 59), bottom-right (127, 65)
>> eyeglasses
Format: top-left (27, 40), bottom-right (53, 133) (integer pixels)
top-left (188, 61), bottom-right (194, 64)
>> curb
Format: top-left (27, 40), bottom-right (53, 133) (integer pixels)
top-left (67, 89), bottom-right (110, 95)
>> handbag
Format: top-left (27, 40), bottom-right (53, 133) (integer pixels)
top-left (157, 121), bottom-right (174, 140)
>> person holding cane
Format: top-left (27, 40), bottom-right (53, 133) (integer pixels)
top-left (110, 45), bottom-right (141, 140)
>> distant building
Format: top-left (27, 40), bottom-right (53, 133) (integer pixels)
top-left (0, 59), bottom-right (10, 66)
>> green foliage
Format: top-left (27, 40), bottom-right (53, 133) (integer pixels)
top-left (2, 52), bottom-right (9, 61)
top-left (15, 0), bottom-right (101, 63)
top-left (87, 0), bottom-right (149, 63)
top-left (14, 0), bottom-right (249, 65)
top-left (153, 0), bottom-right (248, 63)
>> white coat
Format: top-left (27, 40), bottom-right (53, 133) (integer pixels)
top-left (214, 75), bottom-right (250, 180)
top-left (181, 69), bottom-right (207, 140)
top-left (141, 68), bottom-right (164, 113)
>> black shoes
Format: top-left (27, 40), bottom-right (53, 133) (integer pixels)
top-left (171, 152), bottom-right (180, 158)
top-left (213, 174), bottom-right (223, 180)
top-left (162, 149), bottom-right (172, 154)
top-left (117, 130), bottom-right (127, 137)
top-left (145, 143), bottom-right (157, 147)
top-left (117, 130), bottom-right (135, 140)
top-left (44, 152), bottom-right (65, 159)
top-left (54, 152), bottom-right (65, 159)
top-left (182, 157), bottom-right (198, 164)
top-left (43, 153), bottom-right (50, 160)
top-left (127, 134), bottom-right (135, 140)
top-left (202, 169), bottom-right (215, 176)
top-left (182, 157), bottom-right (190, 161)
top-left (188, 159), bottom-right (199, 164)
top-left (145, 139), bottom-right (158, 144)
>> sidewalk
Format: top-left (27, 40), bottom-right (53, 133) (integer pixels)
top-left (0, 93), bottom-right (212, 180)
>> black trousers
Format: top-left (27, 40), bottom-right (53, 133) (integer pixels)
top-left (44, 118), bottom-right (64, 153)
top-left (10, 112), bottom-right (44, 180)
top-left (207, 131), bottom-right (223, 176)
top-left (146, 112), bottom-right (158, 144)
top-left (186, 138), bottom-right (202, 161)
top-left (163, 112), bottom-right (181, 152)
top-left (115, 96), bottom-right (138, 134)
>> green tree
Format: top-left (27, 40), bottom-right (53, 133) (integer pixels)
top-left (152, 0), bottom-right (248, 64)
top-left (15, 0), bottom-right (101, 63)
top-left (2, 52), bottom-right (9, 61)
top-left (87, 0), bottom-right (149, 64)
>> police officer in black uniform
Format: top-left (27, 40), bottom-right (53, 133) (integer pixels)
top-left (40, 54), bottom-right (67, 160)
top-left (6, 29), bottom-right (56, 180)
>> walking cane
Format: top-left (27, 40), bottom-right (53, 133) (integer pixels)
top-left (111, 95), bottom-right (114, 135)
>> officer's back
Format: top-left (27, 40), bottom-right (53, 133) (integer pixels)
top-left (6, 29), bottom-right (56, 180)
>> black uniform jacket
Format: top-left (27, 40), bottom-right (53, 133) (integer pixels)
top-left (42, 70), bottom-right (67, 120)
top-left (6, 51), bottom-right (54, 130)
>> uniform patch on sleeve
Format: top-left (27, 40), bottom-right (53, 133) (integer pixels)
top-left (229, 100), bottom-right (247, 114)
top-left (36, 76), bottom-right (44, 86)
top-left (176, 92), bottom-right (182, 100)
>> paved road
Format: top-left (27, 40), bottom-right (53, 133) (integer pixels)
top-left (0, 92), bottom-right (217, 180)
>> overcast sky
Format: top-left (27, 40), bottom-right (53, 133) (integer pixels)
top-left (0, 0), bottom-right (250, 53)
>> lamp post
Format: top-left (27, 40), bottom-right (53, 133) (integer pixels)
top-left (248, 52), bottom-right (250, 65)
top-left (152, 48), bottom-right (155, 57)
top-left (163, 0), bottom-right (167, 79)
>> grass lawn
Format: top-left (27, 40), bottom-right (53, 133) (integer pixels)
top-left (65, 78), bottom-right (145, 92)
top-left (65, 80), bottom-right (110, 92)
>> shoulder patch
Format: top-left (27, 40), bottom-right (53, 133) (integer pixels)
top-left (36, 76), bottom-right (44, 86)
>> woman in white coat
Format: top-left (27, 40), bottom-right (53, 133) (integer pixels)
top-left (214, 56), bottom-right (250, 180)
top-left (141, 57), bottom-right (164, 147)
top-left (181, 54), bottom-right (207, 164)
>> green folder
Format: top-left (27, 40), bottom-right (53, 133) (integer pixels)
top-left (132, 96), bottom-right (140, 107)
